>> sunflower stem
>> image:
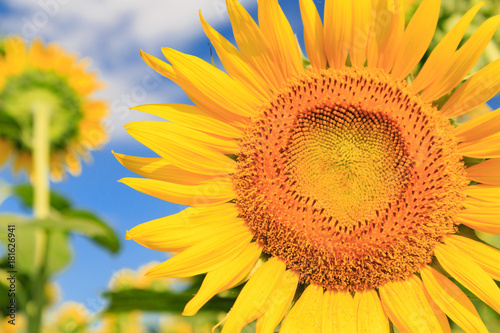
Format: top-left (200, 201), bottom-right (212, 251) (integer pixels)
top-left (33, 102), bottom-right (50, 219)
top-left (28, 102), bottom-right (51, 333)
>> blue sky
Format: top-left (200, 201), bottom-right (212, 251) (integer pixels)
top-left (0, 0), bottom-right (499, 314)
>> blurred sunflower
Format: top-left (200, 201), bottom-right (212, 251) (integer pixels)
top-left (0, 37), bottom-right (107, 181)
top-left (108, 262), bottom-right (171, 291)
top-left (1, 314), bottom-right (25, 333)
top-left (159, 317), bottom-right (197, 333)
top-left (43, 302), bottom-right (90, 333)
top-left (120, 0), bottom-right (500, 331)
top-left (94, 312), bottom-right (146, 333)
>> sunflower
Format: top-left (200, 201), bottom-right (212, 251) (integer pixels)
top-left (0, 37), bottom-right (107, 181)
top-left (107, 262), bottom-right (171, 291)
top-left (94, 312), bottom-right (146, 333)
top-left (119, 0), bottom-right (500, 331)
top-left (43, 302), bottom-right (90, 333)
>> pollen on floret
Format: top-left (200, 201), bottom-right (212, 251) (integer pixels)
top-left (233, 67), bottom-right (468, 292)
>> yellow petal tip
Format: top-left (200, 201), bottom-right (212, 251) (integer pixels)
top-left (144, 267), bottom-right (157, 277)
top-left (181, 308), bottom-right (196, 317)
top-left (124, 230), bottom-right (133, 240)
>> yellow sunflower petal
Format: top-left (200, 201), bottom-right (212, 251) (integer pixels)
top-left (355, 289), bottom-right (389, 333)
top-left (183, 242), bottom-right (262, 316)
top-left (125, 204), bottom-right (241, 252)
top-left (421, 265), bottom-right (488, 333)
top-left (421, 15), bottom-right (500, 102)
top-left (113, 152), bottom-right (218, 185)
top-left (4, 36), bottom-right (27, 75)
top-left (463, 195), bottom-right (500, 209)
top-left (162, 47), bottom-right (262, 117)
top-left (50, 156), bottom-right (64, 182)
top-left (0, 140), bottom-right (12, 166)
top-left (255, 269), bottom-right (299, 333)
top-left (65, 152), bottom-right (81, 176)
top-left (447, 235), bottom-right (500, 281)
top-left (391, 0), bottom-right (441, 79)
top-left (0, 70), bottom-right (5, 91)
top-left (70, 142), bottom-right (91, 163)
top-left (379, 274), bottom-right (449, 333)
top-left (52, 51), bottom-right (78, 76)
top-left (458, 214), bottom-right (500, 236)
top-left (279, 284), bottom-right (323, 332)
top-left (435, 242), bottom-right (500, 313)
top-left (222, 257), bottom-right (286, 333)
top-left (199, 12), bottom-right (270, 98)
top-left (226, 0), bottom-right (281, 89)
top-left (83, 100), bottom-right (108, 120)
top-left (350, 0), bottom-right (372, 67)
top-left (258, 0), bottom-right (302, 80)
top-left (441, 58), bottom-right (500, 118)
top-left (461, 205), bottom-right (500, 215)
top-left (454, 107), bottom-right (500, 142)
top-left (377, 0), bottom-right (406, 72)
top-left (460, 191), bottom-right (500, 235)
top-left (321, 290), bottom-right (334, 333)
top-left (140, 50), bottom-right (248, 127)
top-left (146, 227), bottom-right (253, 278)
top-left (13, 152), bottom-right (30, 174)
top-left (140, 50), bottom-right (182, 83)
top-left (125, 121), bottom-right (236, 175)
top-left (465, 184), bottom-right (500, 202)
top-left (367, 0), bottom-right (395, 68)
top-left (118, 177), bottom-right (234, 206)
top-left (331, 290), bottom-right (357, 333)
top-left (29, 39), bottom-right (57, 71)
top-left (132, 103), bottom-right (243, 138)
top-left (70, 69), bottom-right (102, 96)
top-left (324, 0), bottom-right (351, 69)
top-left (140, 50), bottom-right (222, 114)
top-left (466, 158), bottom-right (500, 186)
top-left (459, 133), bottom-right (500, 158)
top-left (427, 295), bottom-right (453, 333)
top-left (411, 2), bottom-right (484, 93)
top-left (131, 121), bottom-right (238, 154)
top-left (299, 0), bottom-right (326, 69)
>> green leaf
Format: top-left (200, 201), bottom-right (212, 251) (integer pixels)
top-left (20, 225), bottom-right (73, 275)
top-left (0, 268), bottom-right (29, 317)
top-left (6, 185), bottom-right (120, 253)
top-left (463, 156), bottom-right (486, 168)
top-left (17, 223), bottom-right (38, 277)
top-left (0, 209), bottom-right (120, 257)
top-left (0, 214), bottom-right (26, 229)
top-left (13, 184), bottom-right (72, 212)
top-left (302, 56), bottom-right (311, 69)
top-left (0, 215), bottom-right (35, 275)
top-left (27, 210), bottom-right (121, 254)
top-left (0, 216), bottom-right (73, 276)
top-left (103, 289), bottom-right (236, 313)
top-left (46, 230), bottom-right (72, 274)
top-left (60, 210), bottom-right (120, 253)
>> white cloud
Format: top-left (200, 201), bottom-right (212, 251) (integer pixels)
top-left (4, 0), bottom-right (256, 44)
top-left (1, 0), bottom-right (257, 142)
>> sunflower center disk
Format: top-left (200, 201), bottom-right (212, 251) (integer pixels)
top-left (234, 67), bottom-right (468, 292)
top-left (289, 107), bottom-right (411, 226)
